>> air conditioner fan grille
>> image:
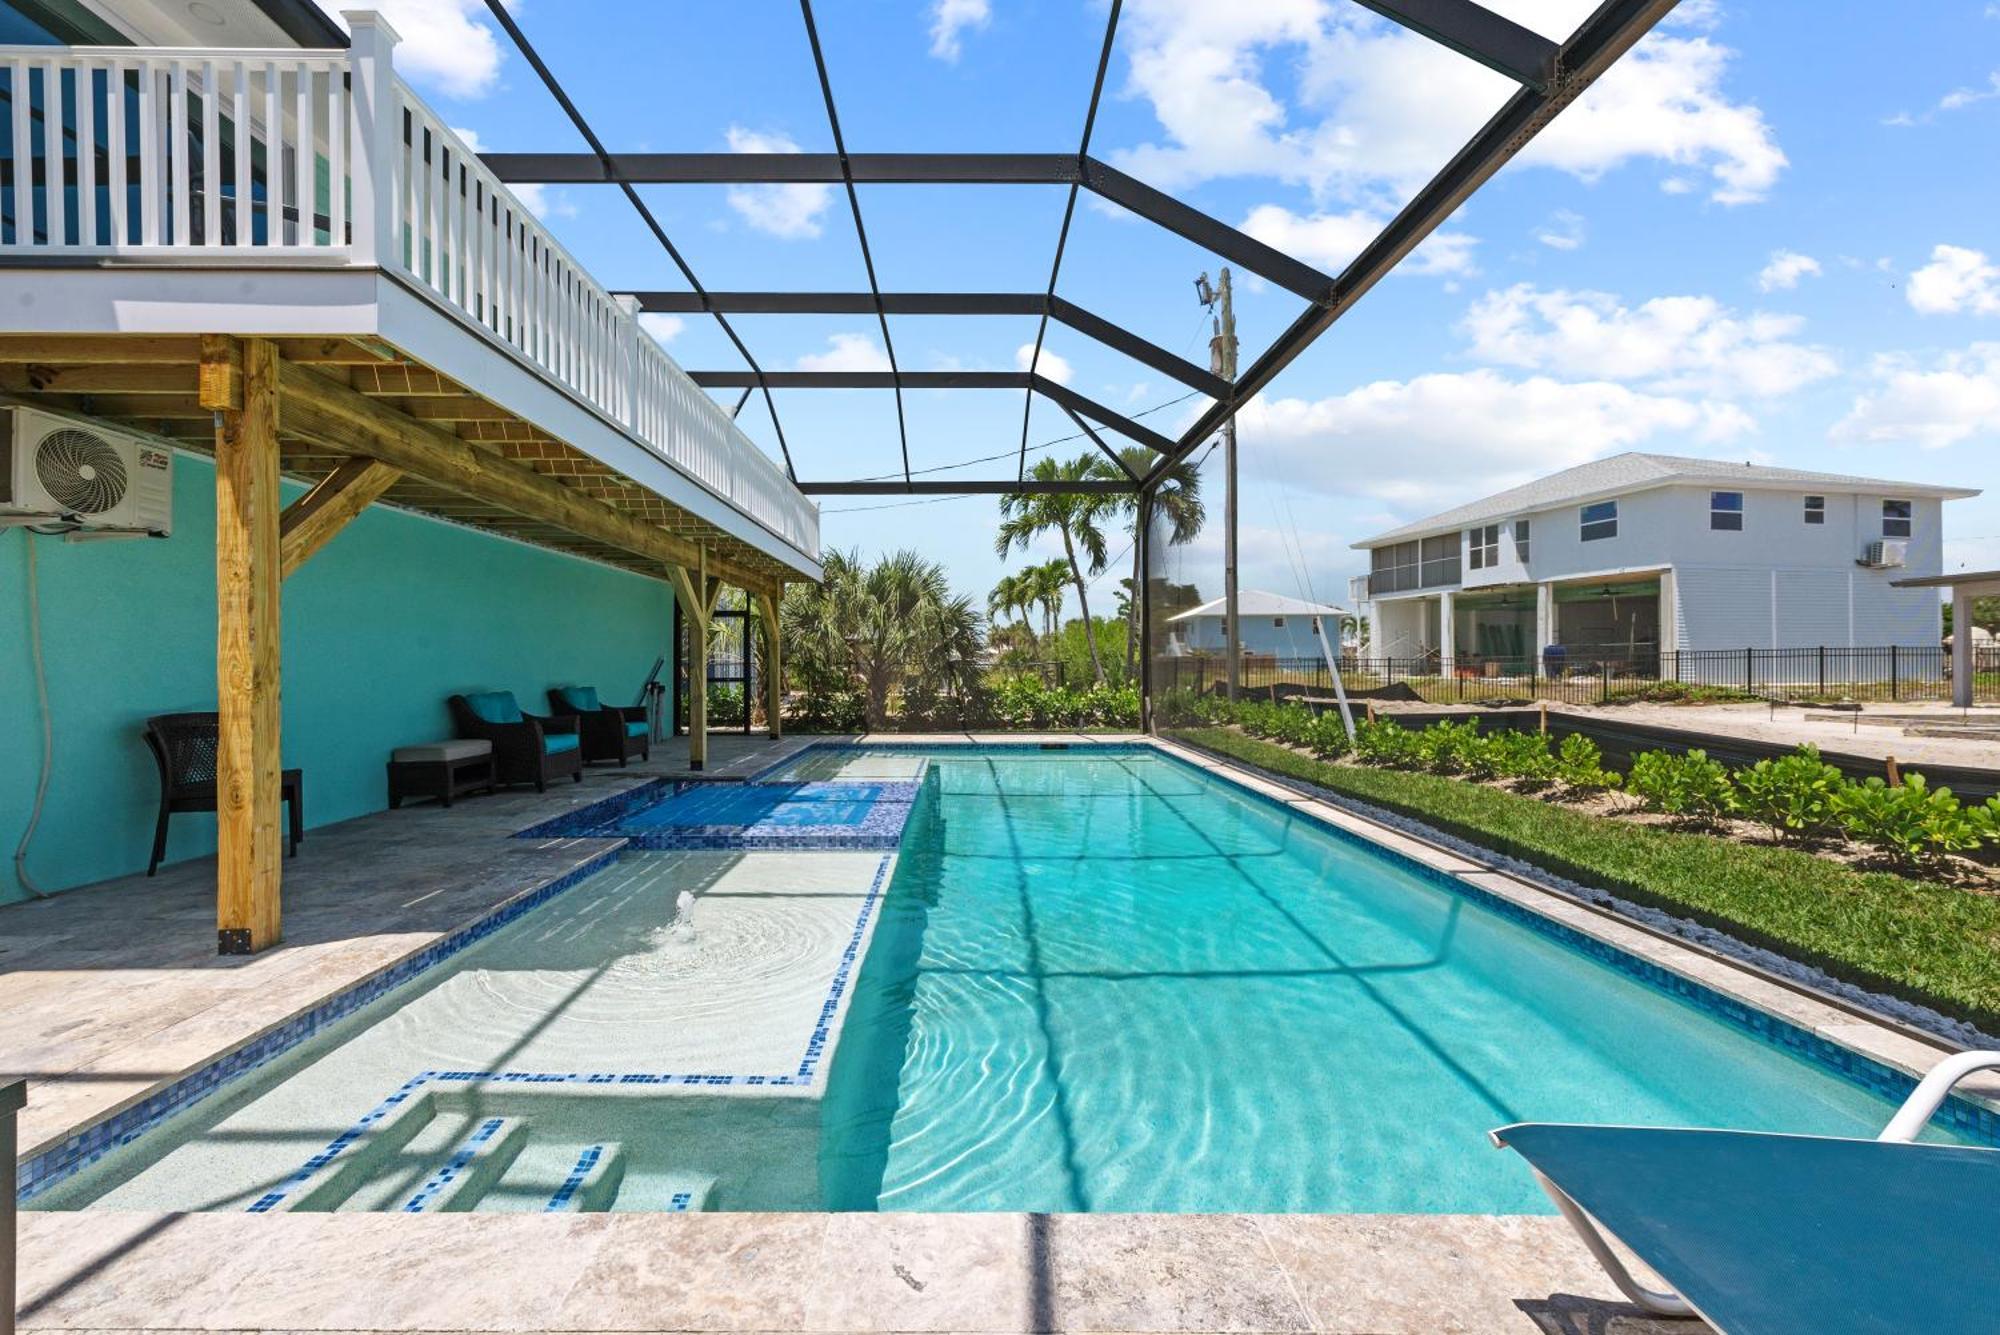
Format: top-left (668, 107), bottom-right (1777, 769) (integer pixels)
top-left (35, 427), bottom-right (128, 515)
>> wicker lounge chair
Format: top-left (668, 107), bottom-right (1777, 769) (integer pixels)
top-left (144, 712), bottom-right (303, 876)
top-left (447, 691), bottom-right (582, 791)
top-left (547, 686), bottom-right (649, 766)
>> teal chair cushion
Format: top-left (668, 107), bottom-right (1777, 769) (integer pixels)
top-left (625, 721), bottom-right (649, 738)
top-left (544, 732), bottom-right (580, 755)
top-left (464, 690), bottom-right (522, 724)
top-left (555, 686), bottom-right (600, 713)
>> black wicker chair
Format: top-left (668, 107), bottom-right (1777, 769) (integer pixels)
top-left (447, 691), bottom-right (582, 791)
top-left (144, 712), bottom-right (303, 876)
top-left (547, 686), bottom-right (649, 766)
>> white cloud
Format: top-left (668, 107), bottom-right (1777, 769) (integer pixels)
top-left (1017, 343), bottom-right (1074, 385)
top-left (723, 126), bottom-right (833, 240)
top-left (450, 126), bottom-right (573, 220)
top-left (639, 314), bottom-right (685, 345)
top-left (1241, 204), bottom-right (1475, 276)
top-left (317, 1), bottom-right (506, 100)
top-left (928, 0), bottom-right (991, 61)
top-left (1756, 249), bottom-right (1821, 292)
top-left (1833, 344), bottom-right (2000, 449)
top-left (1886, 70), bottom-right (2000, 125)
top-left (1232, 369), bottom-right (1753, 508)
top-left (1460, 284), bottom-right (1837, 399)
top-left (798, 333), bottom-right (892, 373)
top-left (1535, 210), bottom-right (1586, 252)
top-left (1111, 3), bottom-right (1784, 206)
top-left (1907, 244), bottom-right (2000, 317)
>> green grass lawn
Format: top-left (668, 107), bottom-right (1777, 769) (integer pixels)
top-left (1171, 726), bottom-right (2000, 1034)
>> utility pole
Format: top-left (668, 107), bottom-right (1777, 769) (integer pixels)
top-left (1197, 267), bottom-right (1239, 702)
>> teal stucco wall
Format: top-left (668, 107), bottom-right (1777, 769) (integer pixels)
top-left (0, 453), bottom-right (674, 903)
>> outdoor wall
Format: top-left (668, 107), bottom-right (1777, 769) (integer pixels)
top-left (0, 453), bottom-right (674, 903)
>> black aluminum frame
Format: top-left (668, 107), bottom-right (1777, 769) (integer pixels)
top-left (477, 0), bottom-right (1682, 713)
top-left (483, 0), bottom-right (1678, 499)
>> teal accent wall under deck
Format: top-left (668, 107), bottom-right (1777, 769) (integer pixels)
top-left (0, 453), bottom-right (674, 903)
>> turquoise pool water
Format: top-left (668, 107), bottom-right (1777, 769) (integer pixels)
top-left (819, 750), bottom-right (1949, 1213)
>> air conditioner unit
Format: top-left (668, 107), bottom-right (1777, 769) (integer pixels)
top-left (1858, 539), bottom-right (1907, 569)
top-left (0, 406), bottom-right (172, 537)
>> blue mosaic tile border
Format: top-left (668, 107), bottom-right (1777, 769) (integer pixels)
top-left (545, 1145), bottom-right (604, 1211)
top-left (513, 778), bottom-right (686, 840)
top-left (244, 854), bottom-right (894, 1213)
top-left (19, 846), bottom-right (627, 1204)
top-left (669, 1190), bottom-right (694, 1211)
top-left (1155, 743), bottom-right (2000, 1148)
top-left (401, 1117), bottom-right (506, 1213)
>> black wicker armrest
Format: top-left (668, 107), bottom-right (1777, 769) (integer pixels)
top-left (532, 711), bottom-right (581, 735)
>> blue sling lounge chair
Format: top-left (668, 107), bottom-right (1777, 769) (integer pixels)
top-left (1491, 1050), bottom-right (2000, 1333)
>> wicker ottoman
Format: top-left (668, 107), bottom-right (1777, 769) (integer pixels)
top-left (387, 739), bottom-right (496, 809)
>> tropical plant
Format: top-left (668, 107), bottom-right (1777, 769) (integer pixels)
top-left (1096, 446), bottom-right (1206, 676)
top-left (1734, 746), bottom-right (1846, 843)
top-left (997, 454), bottom-right (1115, 684)
top-left (1628, 749), bottom-right (1737, 825)
top-left (779, 549), bottom-right (984, 730)
top-left (1553, 733), bottom-right (1621, 792)
top-left (987, 570), bottom-right (1039, 637)
top-left (1832, 774), bottom-right (1987, 870)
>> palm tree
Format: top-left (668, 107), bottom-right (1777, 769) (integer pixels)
top-left (781, 548), bottom-right (985, 729)
top-left (1030, 559), bottom-right (1069, 640)
top-left (1096, 447), bottom-right (1205, 677)
top-left (987, 570), bottom-right (1038, 640)
top-left (997, 454), bottom-right (1114, 683)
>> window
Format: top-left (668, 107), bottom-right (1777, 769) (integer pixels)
top-left (1883, 499), bottom-right (1912, 538)
top-left (1803, 495), bottom-right (1825, 525)
top-left (1468, 523), bottom-right (1500, 570)
top-left (1580, 500), bottom-right (1618, 542)
top-left (1513, 519), bottom-right (1530, 564)
top-left (1270, 616), bottom-right (1286, 628)
top-left (1370, 541), bottom-right (1420, 594)
top-left (1419, 534), bottom-right (1462, 587)
top-left (1710, 490), bottom-right (1744, 531)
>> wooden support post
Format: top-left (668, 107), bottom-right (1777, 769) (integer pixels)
top-left (668, 555), bottom-right (712, 772)
top-left (755, 585), bottom-right (784, 739)
top-left (1885, 754), bottom-right (1902, 788)
top-left (278, 456), bottom-right (402, 578)
top-left (210, 337), bottom-right (283, 954)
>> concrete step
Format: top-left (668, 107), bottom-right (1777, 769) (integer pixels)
top-left (540, 1142), bottom-right (628, 1212)
top-left (272, 1087), bottom-right (438, 1213)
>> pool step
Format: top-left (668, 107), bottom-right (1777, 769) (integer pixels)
top-left (270, 1087), bottom-right (438, 1213)
top-left (542, 1142), bottom-right (628, 1212)
top-left (662, 1172), bottom-right (719, 1212)
top-left (405, 1116), bottom-right (530, 1212)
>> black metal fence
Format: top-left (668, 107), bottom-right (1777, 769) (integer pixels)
top-left (1156, 646), bottom-right (1998, 707)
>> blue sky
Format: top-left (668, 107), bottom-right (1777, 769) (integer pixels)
top-left (332, 1), bottom-right (2000, 614)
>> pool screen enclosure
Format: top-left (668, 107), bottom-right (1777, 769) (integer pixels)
top-left (477, 0), bottom-right (1685, 725)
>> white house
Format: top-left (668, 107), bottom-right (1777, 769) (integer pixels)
top-left (1166, 591), bottom-right (1349, 659)
top-left (1348, 454), bottom-right (1978, 670)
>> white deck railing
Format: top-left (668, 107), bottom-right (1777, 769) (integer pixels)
top-left (0, 13), bottom-right (818, 561)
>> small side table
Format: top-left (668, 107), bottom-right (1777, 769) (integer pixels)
top-left (388, 739), bottom-right (496, 809)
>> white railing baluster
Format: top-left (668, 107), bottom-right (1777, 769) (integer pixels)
top-left (294, 61), bottom-right (311, 245)
top-left (326, 63), bottom-right (344, 248)
top-left (74, 61), bottom-right (94, 246)
top-left (167, 60), bottom-right (188, 244)
top-left (261, 59), bottom-right (279, 245)
top-left (9, 60), bottom-right (27, 246)
top-left (200, 61), bottom-right (219, 246)
top-left (106, 60), bottom-right (125, 245)
top-left (42, 60), bottom-right (65, 248)
top-left (136, 60), bottom-right (158, 244)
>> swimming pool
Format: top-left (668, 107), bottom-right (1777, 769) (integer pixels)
top-left (28, 746), bottom-right (1977, 1214)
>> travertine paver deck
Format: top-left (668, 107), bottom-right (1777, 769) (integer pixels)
top-left (14, 1209), bottom-right (1698, 1333)
top-left (0, 733), bottom-right (824, 1160)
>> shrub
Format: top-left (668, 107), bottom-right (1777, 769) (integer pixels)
top-left (789, 687), bottom-right (867, 732)
top-left (1414, 719), bottom-right (1483, 775)
top-left (1833, 774), bottom-right (1987, 870)
top-left (1302, 711), bottom-right (1353, 759)
top-left (1482, 729), bottom-right (1559, 785)
top-left (1734, 746), bottom-right (1845, 843)
top-left (1628, 749), bottom-right (1737, 824)
top-left (1354, 719), bottom-right (1421, 768)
